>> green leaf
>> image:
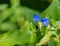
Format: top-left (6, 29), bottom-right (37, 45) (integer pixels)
top-left (48, 38), bottom-right (58, 46)
top-left (0, 9), bottom-right (11, 23)
top-left (0, 4), bottom-right (8, 10)
top-left (57, 3), bottom-right (60, 20)
top-left (0, 22), bottom-right (16, 31)
top-left (36, 31), bottom-right (53, 46)
top-left (16, 21), bottom-right (36, 45)
top-left (22, 7), bottom-right (41, 22)
top-left (41, 0), bottom-right (59, 20)
top-left (0, 21), bottom-right (36, 46)
top-left (0, 31), bottom-right (17, 46)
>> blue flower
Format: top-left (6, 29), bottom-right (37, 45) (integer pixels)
top-left (41, 18), bottom-right (49, 26)
top-left (33, 14), bottom-right (40, 22)
top-left (33, 14), bottom-right (49, 26)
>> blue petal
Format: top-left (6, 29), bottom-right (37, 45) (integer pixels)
top-left (33, 14), bottom-right (40, 22)
top-left (41, 18), bottom-right (49, 26)
top-left (43, 20), bottom-right (49, 26)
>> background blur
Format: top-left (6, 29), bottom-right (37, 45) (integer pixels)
top-left (0, 0), bottom-right (60, 46)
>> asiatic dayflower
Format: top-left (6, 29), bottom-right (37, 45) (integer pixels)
top-left (41, 18), bottom-right (49, 26)
top-left (33, 14), bottom-right (49, 26)
top-left (33, 14), bottom-right (40, 22)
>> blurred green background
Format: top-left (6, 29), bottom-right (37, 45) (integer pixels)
top-left (0, 0), bottom-right (60, 46)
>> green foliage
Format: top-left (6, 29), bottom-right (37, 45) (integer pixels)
top-left (0, 0), bottom-right (60, 46)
